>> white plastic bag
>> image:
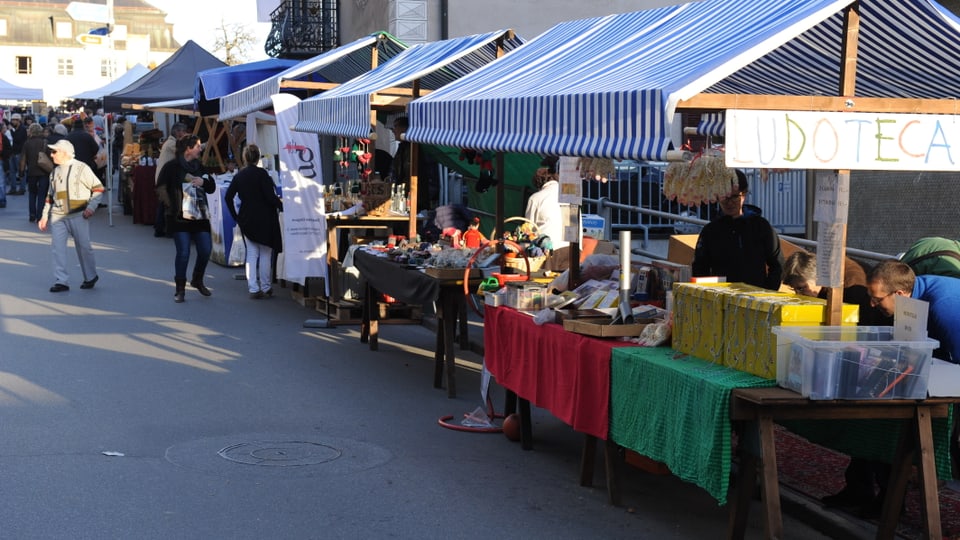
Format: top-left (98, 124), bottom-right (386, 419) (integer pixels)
top-left (227, 225), bottom-right (245, 266)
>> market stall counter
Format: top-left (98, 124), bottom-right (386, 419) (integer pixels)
top-left (608, 347), bottom-right (958, 539)
top-left (352, 249), bottom-right (477, 398)
top-left (484, 305), bottom-right (634, 443)
top-left (728, 387), bottom-right (958, 540)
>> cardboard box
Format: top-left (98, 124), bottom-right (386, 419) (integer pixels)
top-left (927, 358), bottom-right (960, 397)
top-left (672, 282), bottom-right (765, 363)
top-left (667, 234), bottom-right (699, 265)
top-left (724, 293), bottom-right (859, 379)
top-left (562, 318), bottom-right (655, 338)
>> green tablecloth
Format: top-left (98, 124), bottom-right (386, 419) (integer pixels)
top-left (609, 347), bottom-right (775, 505)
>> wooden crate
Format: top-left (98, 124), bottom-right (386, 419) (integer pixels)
top-left (290, 288), bottom-right (318, 308)
top-left (314, 297), bottom-right (422, 325)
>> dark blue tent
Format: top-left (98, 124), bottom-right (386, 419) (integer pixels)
top-left (194, 58), bottom-right (299, 116)
top-left (102, 40), bottom-right (226, 111)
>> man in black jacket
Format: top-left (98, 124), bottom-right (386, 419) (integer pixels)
top-left (66, 117), bottom-right (100, 174)
top-left (8, 113), bottom-right (27, 195)
top-left (691, 170), bottom-right (784, 290)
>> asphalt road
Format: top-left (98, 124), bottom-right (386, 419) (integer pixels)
top-left (0, 197), bottom-right (837, 539)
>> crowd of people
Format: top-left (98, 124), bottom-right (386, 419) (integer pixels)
top-left (2, 107), bottom-right (110, 214)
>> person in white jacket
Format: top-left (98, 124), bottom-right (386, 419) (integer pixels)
top-left (38, 139), bottom-right (105, 292)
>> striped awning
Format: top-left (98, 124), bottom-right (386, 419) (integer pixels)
top-left (218, 32), bottom-right (407, 120)
top-left (293, 30), bottom-right (523, 138)
top-left (407, 0), bottom-right (960, 160)
top-left (694, 112), bottom-right (725, 137)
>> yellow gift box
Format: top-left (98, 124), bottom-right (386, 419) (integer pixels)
top-left (723, 293), bottom-right (859, 379)
top-left (672, 282), bottom-right (765, 364)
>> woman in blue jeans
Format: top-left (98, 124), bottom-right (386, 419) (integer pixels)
top-left (155, 135), bottom-right (216, 303)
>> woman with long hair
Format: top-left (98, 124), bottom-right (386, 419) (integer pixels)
top-left (155, 135), bottom-right (216, 303)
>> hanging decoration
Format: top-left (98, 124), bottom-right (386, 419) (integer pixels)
top-left (662, 151), bottom-right (737, 207)
top-left (459, 149), bottom-right (497, 192)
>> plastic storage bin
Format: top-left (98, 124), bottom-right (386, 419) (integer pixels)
top-left (773, 326), bottom-right (939, 400)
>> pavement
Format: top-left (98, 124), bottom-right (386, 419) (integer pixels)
top-left (0, 196), bottom-right (877, 539)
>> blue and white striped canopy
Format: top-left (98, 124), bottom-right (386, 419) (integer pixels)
top-left (407, 0), bottom-right (960, 160)
top-left (218, 32), bottom-right (407, 120)
top-left (293, 30), bottom-right (523, 138)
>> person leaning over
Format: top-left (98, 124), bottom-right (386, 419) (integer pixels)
top-left (225, 144), bottom-right (283, 299)
top-left (783, 250), bottom-right (894, 516)
top-left (155, 135), bottom-right (216, 303)
top-left (38, 139), bottom-right (104, 292)
top-left (866, 260), bottom-right (960, 363)
top-left (692, 169), bottom-right (784, 290)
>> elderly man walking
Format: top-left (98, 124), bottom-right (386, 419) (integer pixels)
top-left (37, 139), bottom-right (105, 292)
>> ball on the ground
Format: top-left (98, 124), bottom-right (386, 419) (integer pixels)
top-left (502, 413), bottom-right (521, 441)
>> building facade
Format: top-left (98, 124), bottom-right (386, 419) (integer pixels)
top-left (0, 0), bottom-right (177, 107)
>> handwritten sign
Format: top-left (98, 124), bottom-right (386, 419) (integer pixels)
top-left (893, 296), bottom-right (929, 342)
top-left (815, 223), bottom-right (844, 288)
top-left (813, 171), bottom-right (849, 224)
top-left (727, 109), bottom-right (960, 171)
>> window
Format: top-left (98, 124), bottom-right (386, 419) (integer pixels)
top-left (56, 21), bottom-right (73, 40)
top-left (100, 58), bottom-right (114, 78)
top-left (58, 58), bottom-right (74, 76)
top-left (15, 56), bottom-right (31, 75)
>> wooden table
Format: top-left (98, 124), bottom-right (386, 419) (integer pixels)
top-left (353, 249), bottom-right (477, 398)
top-left (728, 387), bottom-right (958, 540)
top-left (326, 216), bottom-right (412, 262)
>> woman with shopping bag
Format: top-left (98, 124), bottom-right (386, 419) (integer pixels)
top-left (155, 135), bottom-right (216, 303)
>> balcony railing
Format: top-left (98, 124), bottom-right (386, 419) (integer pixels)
top-left (265, 0), bottom-right (339, 59)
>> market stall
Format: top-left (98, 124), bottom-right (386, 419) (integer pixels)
top-left (405, 0), bottom-right (960, 535)
top-left (216, 32), bottom-right (409, 298)
top-left (292, 29), bottom-right (523, 239)
top-left (352, 249), bottom-right (481, 398)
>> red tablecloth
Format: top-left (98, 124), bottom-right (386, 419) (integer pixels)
top-left (132, 165), bottom-right (157, 225)
top-left (484, 305), bottom-right (631, 440)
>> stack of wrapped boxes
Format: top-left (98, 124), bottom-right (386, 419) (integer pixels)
top-left (673, 282), bottom-right (859, 379)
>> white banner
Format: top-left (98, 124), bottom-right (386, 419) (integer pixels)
top-left (726, 109), bottom-right (960, 171)
top-left (271, 93), bottom-right (328, 289)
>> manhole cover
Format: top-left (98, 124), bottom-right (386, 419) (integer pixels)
top-left (218, 440), bottom-right (341, 467)
top-left (165, 433), bottom-right (392, 479)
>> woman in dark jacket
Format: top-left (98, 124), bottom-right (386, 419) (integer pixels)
top-left (20, 123), bottom-right (50, 222)
top-left (225, 144), bottom-right (283, 299)
top-left (155, 135), bottom-right (216, 303)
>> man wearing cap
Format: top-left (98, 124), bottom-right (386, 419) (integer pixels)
top-left (692, 169), bottom-right (784, 290)
top-left (8, 113), bottom-right (27, 195)
top-left (38, 139), bottom-right (105, 293)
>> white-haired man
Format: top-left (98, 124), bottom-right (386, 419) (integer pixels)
top-left (38, 139), bottom-right (105, 292)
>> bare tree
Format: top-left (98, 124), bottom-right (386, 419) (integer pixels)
top-left (213, 20), bottom-right (256, 65)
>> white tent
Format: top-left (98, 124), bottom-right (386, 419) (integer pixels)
top-left (71, 64), bottom-right (150, 100)
top-left (0, 77), bottom-right (42, 101)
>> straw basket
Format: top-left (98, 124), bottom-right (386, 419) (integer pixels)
top-left (504, 254), bottom-right (547, 272)
top-left (492, 217), bottom-right (548, 272)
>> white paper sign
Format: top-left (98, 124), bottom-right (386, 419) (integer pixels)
top-left (813, 171), bottom-right (849, 225)
top-left (893, 296), bottom-right (929, 342)
top-left (727, 109), bottom-right (960, 171)
top-left (815, 223), bottom-right (844, 288)
top-left (558, 156), bottom-right (582, 205)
